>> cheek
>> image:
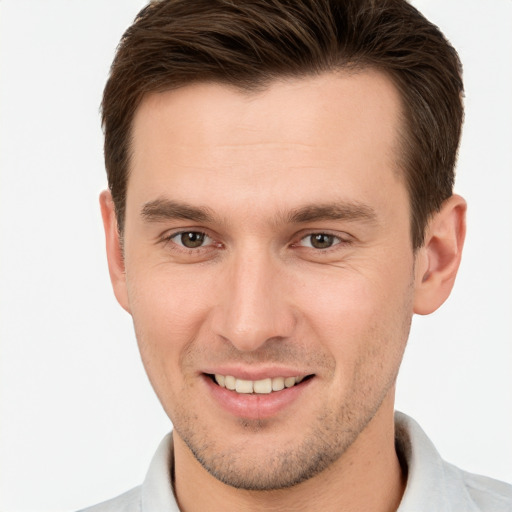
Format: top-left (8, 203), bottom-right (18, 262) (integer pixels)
top-left (293, 261), bottom-right (413, 377)
top-left (126, 268), bottom-right (214, 386)
top-left (128, 265), bottom-right (212, 331)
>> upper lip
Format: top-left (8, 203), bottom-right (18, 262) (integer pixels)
top-left (202, 366), bottom-right (312, 381)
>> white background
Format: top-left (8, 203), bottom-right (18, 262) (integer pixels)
top-left (0, 1), bottom-right (511, 511)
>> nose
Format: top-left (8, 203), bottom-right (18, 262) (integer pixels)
top-left (211, 247), bottom-right (296, 352)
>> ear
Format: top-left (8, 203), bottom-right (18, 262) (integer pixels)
top-left (99, 190), bottom-right (131, 313)
top-left (413, 194), bottom-right (467, 315)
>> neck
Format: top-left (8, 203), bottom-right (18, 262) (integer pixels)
top-left (173, 393), bottom-right (405, 512)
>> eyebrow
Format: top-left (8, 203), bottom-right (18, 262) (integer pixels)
top-left (285, 203), bottom-right (378, 225)
top-left (140, 198), bottom-right (378, 225)
top-left (141, 198), bottom-right (214, 223)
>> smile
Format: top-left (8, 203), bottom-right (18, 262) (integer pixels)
top-left (204, 371), bottom-right (315, 419)
top-left (211, 374), bottom-right (311, 394)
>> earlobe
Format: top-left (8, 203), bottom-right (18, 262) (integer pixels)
top-left (99, 190), bottom-right (131, 313)
top-left (413, 194), bottom-right (467, 315)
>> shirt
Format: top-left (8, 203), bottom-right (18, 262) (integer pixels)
top-left (79, 412), bottom-right (512, 511)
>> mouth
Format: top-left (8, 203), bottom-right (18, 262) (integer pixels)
top-left (206, 373), bottom-right (314, 394)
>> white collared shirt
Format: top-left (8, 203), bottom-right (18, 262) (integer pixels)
top-left (79, 412), bottom-right (512, 511)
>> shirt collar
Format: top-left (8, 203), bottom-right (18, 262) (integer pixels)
top-left (395, 411), bottom-right (479, 511)
top-left (141, 433), bottom-right (179, 512)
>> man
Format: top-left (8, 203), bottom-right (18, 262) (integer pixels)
top-left (82, 0), bottom-right (512, 510)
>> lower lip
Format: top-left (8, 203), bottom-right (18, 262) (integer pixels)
top-left (203, 375), bottom-right (313, 420)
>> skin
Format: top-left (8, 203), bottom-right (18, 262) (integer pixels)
top-left (101, 70), bottom-right (466, 511)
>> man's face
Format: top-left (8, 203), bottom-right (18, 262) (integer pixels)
top-left (119, 71), bottom-right (420, 489)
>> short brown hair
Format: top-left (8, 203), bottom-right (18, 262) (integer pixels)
top-left (102, 0), bottom-right (463, 248)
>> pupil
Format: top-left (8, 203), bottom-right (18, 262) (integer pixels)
top-left (311, 234), bottom-right (333, 249)
top-left (181, 232), bottom-right (205, 248)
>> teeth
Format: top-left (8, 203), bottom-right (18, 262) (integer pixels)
top-left (272, 377), bottom-right (285, 391)
top-left (284, 377), bottom-right (296, 388)
top-left (235, 379), bottom-right (253, 394)
top-left (214, 374), bottom-right (305, 394)
top-left (253, 378), bottom-right (272, 394)
top-left (224, 375), bottom-right (236, 390)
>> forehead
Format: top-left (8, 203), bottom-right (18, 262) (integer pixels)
top-left (128, 70), bottom-right (405, 220)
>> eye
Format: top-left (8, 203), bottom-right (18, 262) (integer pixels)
top-left (170, 231), bottom-right (212, 249)
top-left (299, 233), bottom-right (342, 249)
